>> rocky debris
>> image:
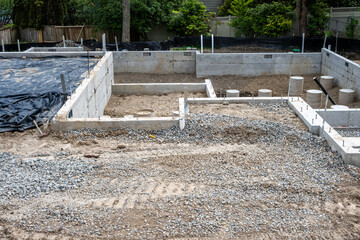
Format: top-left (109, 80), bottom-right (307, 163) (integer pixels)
top-left (1, 103), bottom-right (360, 239)
top-left (56, 40), bottom-right (81, 48)
top-left (0, 153), bottom-right (95, 201)
top-left (337, 128), bottom-right (360, 137)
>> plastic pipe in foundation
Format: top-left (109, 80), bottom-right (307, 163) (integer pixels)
top-left (102, 33), bottom-right (106, 53)
top-left (200, 35), bottom-right (203, 54)
top-left (302, 33), bottom-right (305, 53)
top-left (211, 34), bottom-right (214, 54)
top-left (1, 39), bottom-right (4, 52)
top-left (17, 39), bottom-right (20, 52)
top-left (63, 35), bottom-right (66, 47)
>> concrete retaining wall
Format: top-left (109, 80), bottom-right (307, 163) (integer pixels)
top-left (54, 51), bottom-right (113, 122)
top-left (0, 51), bottom-right (104, 58)
top-left (196, 53), bottom-right (322, 77)
top-left (321, 48), bottom-right (360, 99)
top-left (25, 47), bottom-right (85, 52)
top-left (112, 83), bottom-right (206, 95)
top-left (316, 109), bottom-right (360, 127)
top-left (113, 51), bottom-right (196, 74)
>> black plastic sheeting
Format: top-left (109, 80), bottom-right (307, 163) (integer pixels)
top-left (106, 36), bottom-right (360, 52)
top-left (0, 57), bottom-right (98, 132)
top-left (4, 36), bottom-right (360, 52)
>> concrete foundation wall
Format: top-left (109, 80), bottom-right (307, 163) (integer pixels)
top-left (26, 47), bottom-right (85, 52)
top-left (196, 53), bottom-right (322, 77)
top-left (316, 109), bottom-right (360, 127)
top-left (0, 51), bottom-right (104, 58)
top-left (321, 48), bottom-right (360, 99)
top-left (112, 83), bottom-right (206, 95)
top-left (113, 51), bottom-right (196, 74)
top-left (54, 52), bottom-right (113, 121)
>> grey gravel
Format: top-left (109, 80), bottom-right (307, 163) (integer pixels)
top-left (0, 153), bottom-right (94, 201)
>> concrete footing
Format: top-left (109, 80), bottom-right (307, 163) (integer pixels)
top-left (226, 90), bottom-right (240, 98)
top-left (289, 76), bottom-right (304, 96)
top-left (338, 89), bottom-right (355, 105)
top-left (320, 76), bottom-right (334, 90)
top-left (306, 89), bottom-right (322, 108)
top-left (258, 89), bottom-right (272, 97)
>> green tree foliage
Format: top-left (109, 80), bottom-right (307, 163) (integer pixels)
top-left (308, 1), bottom-right (330, 36)
top-left (231, 2), bottom-right (293, 37)
top-left (324, 0), bottom-right (360, 7)
top-left (12, 0), bottom-right (66, 29)
top-left (346, 16), bottom-right (359, 39)
top-left (217, 0), bottom-right (233, 16)
top-left (168, 0), bottom-right (212, 36)
top-left (72, 0), bottom-right (180, 40)
top-left (0, 0), bottom-right (13, 26)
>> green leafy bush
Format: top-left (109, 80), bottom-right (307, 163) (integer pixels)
top-left (231, 2), bottom-right (293, 38)
top-left (308, 2), bottom-right (330, 36)
top-left (345, 16), bottom-right (359, 39)
top-left (168, 0), bottom-right (212, 36)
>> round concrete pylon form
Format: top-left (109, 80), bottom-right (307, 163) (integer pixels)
top-left (320, 76), bottom-right (334, 91)
top-left (306, 89), bottom-right (322, 109)
top-left (258, 89), bottom-right (272, 97)
top-left (289, 76), bottom-right (304, 96)
top-left (226, 89), bottom-right (240, 98)
top-left (338, 89), bottom-right (355, 105)
top-left (331, 105), bottom-right (349, 110)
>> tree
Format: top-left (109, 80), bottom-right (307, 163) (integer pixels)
top-left (168, 0), bottom-right (212, 36)
top-left (0, 0), bottom-right (13, 27)
top-left (12, 0), bottom-right (66, 29)
top-left (122, 0), bottom-right (130, 42)
top-left (231, 1), bottom-right (293, 37)
top-left (308, 1), bottom-right (330, 36)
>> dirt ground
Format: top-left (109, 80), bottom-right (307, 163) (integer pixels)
top-left (105, 92), bottom-right (206, 117)
top-left (1, 103), bottom-right (360, 239)
top-left (115, 73), bottom-right (360, 108)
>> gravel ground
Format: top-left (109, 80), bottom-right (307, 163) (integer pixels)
top-left (1, 103), bottom-right (360, 239)
top-left (337, 128), bottom-right (360, 137)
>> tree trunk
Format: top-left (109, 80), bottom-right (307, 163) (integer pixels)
top-left (122, 0), bottom-right (130, 42)
top-left (297, 0), bottom-right (308, 36)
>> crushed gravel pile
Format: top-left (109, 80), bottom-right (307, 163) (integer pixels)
top-left (0, 152), bottom-right (95, 201)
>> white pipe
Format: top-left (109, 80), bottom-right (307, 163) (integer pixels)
top-left (211, 34), bottom-right (214, 54)
top-left (200, 35), bottom-right (203, 54)
top-left (1, 39), bottom-right (5, 52)
top-left (63, 35), bottom-right (66, 47)
top-left (102, 33), bottom-right (106, 52)
top-left (335, 32), bottom-right (338, 53)
top-left (323, 34), bottom-right (327, 49)
top-left (80, 38), bottom-right (83, 47)
top-left (17, 39), bottom-right (20, 52)
top-left (302, 33), bottom-right (305, 53)
top-left (328, 45), bottom-right (331, 50)
top-left (115, 36), bottom-right (119, 51)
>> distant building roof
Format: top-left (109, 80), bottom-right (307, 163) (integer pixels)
top-left (199, 0), bottom-right (223, 12)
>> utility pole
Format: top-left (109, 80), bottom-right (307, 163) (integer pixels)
top-left (122, 0), bottom-right (130, 42)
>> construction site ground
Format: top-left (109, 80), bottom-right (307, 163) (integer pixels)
top-left (115, 73), bottom-right (360, 108)
top-left (1, 102), bottom-right (360, 239)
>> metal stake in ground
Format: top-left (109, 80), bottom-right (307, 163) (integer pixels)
top-left (115, 36), bottom-right (119, 51)
top-left (17, 39), bottom-right (21, 52)
top-left (60, 74), bottom-right (67, 103)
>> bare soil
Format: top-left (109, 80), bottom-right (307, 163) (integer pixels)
top-left (1, 103), bottom-right (360, 239)
top-left (115, 73), bottom-right (360, 108)
top-left (104, 92), bottom-right (206, 118)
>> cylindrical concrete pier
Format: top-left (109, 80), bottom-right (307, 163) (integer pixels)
top-left (258, 89), bottom-right (272, 97)
top-left (331, 105), bottom-right (349, 110)
top-left (306, 89), bottom-right (322, 108)
top-left (289, 76), bottom-right (304, 96)
top-left (226, 89), bottom-right (240, 98)
top-left (338, 89), bottom-right (355, 105)
top-left (320, 76), bottom-right (334, 90)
